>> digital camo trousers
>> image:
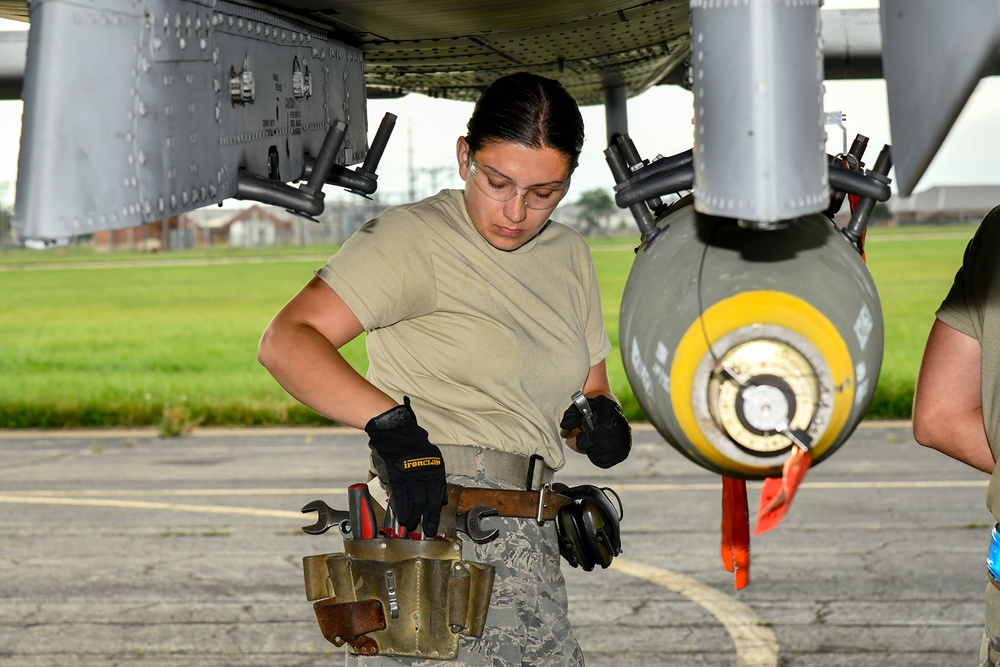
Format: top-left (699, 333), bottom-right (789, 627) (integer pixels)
top-left (982, 579), bottom-right (1000, 667)
top-left (346, 475), bottom-right (585, 667)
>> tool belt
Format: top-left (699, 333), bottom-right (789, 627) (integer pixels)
top-left (304, 535), bottom-right (494, 659)
top-left (302, 483), bottom-right (506, 660)
top-left (301, 472), bottom-right (620, 658)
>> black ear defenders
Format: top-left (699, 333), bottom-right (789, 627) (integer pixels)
top-left (556, 485), bottom-right (623, 571)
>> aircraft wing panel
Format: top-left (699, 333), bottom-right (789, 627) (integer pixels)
top-left (881, 0), bottom-right (1000, 196)
top-left (271, 0), bottom-right (692, 104)
top-left (16, 0), bottom-right (368, 245)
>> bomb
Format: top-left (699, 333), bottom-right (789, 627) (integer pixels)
top-left (620, 196), bottom-right (883, 479)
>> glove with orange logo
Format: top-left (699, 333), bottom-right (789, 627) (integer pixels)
top-left (365, 397), bottom-right (447, 536)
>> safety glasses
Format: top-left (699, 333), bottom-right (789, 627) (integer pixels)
top-left (468, 157), bottom-right (569, 210)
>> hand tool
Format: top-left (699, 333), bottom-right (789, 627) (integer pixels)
top-left (300, 499), bottom-right (352, 536)
top-left (571, 391), bottom-right (596, 431)
top-left (348, 483), bottom-right (379, 539)
top-left (379, 496), bottom-right (444, 540)
top-left (455, 504), bottom-right (500, 543)
top-left (380, 505), bottom-right (410, 539)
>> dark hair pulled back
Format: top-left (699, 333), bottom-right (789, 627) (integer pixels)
top-left (465, 72), bottom-right (585, 172)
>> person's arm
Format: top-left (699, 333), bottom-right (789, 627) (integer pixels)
top-left (564, 360), bottom-right (612, 451)
top-left (258, 276), bottom-right (397, 429)
top-left (562, 360), bottom-right (632, 466)
top-left (260, 276), bottom-right (447, 534)
top-left (912, 318), bottom-right (994, 473)
top-left (581, 359), bottom-right (614, 401)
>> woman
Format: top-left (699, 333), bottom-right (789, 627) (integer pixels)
top-left (259, 72), bottom-right (631, 666)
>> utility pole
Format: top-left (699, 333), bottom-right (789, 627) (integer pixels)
top-left (407, 113), bottom-right (416, 201)
top-left (419, 166), bottom-right (453, 195)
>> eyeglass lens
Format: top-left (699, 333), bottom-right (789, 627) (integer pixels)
top-left (471, 161), bottom-right (566, 210)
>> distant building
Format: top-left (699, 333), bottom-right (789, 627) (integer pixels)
top-left (90, 196), bottom-right (392, 251)
top-left (92, 216), bottom-right (188, 252)
top-left (92, 207), bottom-right (293, 252)
top-left (890, 185), bottom-right (1000, 225)
top-left (186, 205), bottom-right (295, 247)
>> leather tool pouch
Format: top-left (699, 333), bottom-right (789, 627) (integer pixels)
top-left (303, 536), bottom-right (495, 660)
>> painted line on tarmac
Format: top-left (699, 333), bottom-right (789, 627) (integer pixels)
top-left (611, 558), bottom-right (778, 667)
top-left (0, 479), bottom-right (987, 499)
top-left (0, 495), bottom-right (303, 520)
top-left (0, 488), bottom-right (350, 497)
top-left (618, 479), bottom-right (988, 492)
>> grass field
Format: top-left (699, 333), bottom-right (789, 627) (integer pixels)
top-left (0, 224), bottom-right (977, 429)
top-left (862, 226), bottom-right (976, 416)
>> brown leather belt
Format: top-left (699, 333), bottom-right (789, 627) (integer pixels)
top-left (453, 484), bottom-right (572, 522)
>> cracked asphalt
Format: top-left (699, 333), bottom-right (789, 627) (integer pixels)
top-left (0, 422), bottom-right (988, 666)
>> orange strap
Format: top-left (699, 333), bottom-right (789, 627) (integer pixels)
top-left (720, 476), bottom-right (750, 590)
top-left (720, 448), bottom-right (813, 588)
top-left (755, 447), bottom-right (812, 535)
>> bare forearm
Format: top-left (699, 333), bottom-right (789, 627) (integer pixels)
top-left (258, 322), bottom-right (395, 429)
top-left (912, 319), bottom-right (995, 474)
top-left (913, 409), bottom-right (995, 474)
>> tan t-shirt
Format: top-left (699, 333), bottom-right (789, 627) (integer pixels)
top-left (317, 189), bottom-right (611, 469)
top-left (937, 205), bottom-right (1000, 521)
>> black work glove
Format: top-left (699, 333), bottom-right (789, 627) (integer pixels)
top-left (365, 397), bottom-right (447, 536)
top-left (560, 395), bottom-right (632, 469)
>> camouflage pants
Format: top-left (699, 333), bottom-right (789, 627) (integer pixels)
top-left (345, 474), bottom-right (585, 667)
top-left (981, 578), bottom-right (1000, 667)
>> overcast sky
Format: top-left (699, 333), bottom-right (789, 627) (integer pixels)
top-left (2, 4), bottom-right (1000, 204)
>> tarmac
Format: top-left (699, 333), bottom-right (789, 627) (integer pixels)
top-left (0, 421), bottom-right (989, 666)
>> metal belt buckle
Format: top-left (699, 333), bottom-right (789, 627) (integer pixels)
top-left (536, 483), bottom-right (552, 525)
top-left (525, 453), bottom-right (544, 491)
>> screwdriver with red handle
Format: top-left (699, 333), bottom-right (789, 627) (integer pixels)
top-left (347, 483), bottom-right (379, 539)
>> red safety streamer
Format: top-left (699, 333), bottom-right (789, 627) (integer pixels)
top-left (720, 476), bottom-right (750, 590)
top-left (754, 447), bottom-right (812, 535)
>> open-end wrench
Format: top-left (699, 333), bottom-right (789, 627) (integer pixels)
top-left (456, 504), bottom-right (500, 543)
top-left (571, 391), bottom-right (596, 431)
top-left (301, 499), bottom-right (352, 536)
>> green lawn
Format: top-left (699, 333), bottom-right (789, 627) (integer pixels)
top-left (0, 224), bottom-right (976, 428)
top-left (864, 226), bottom-right (975, 415)
top-left (0, 254), bottom-right (358, 428)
